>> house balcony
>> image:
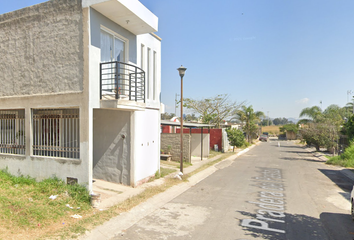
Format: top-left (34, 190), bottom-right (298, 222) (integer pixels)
top-left (100, 61), bottom-right (146, 110)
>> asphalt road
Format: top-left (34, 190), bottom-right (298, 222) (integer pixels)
top-left (113, 140), bottom-right (354, 240)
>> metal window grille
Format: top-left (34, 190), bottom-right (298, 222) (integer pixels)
top-left (0, 109), bottom-right (25, 155)
top-left (32, 109), bottom-right (80, 159)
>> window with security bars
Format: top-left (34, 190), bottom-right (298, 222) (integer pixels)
top-left (32, 109), bottom-right (80, 159)
top-left (0, 109), bottom-right (25, 155)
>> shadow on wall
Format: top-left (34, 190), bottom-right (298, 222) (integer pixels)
top-left (93, 109), bottom-right (130, 185)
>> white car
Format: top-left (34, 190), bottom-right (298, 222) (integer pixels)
top-left (351, 186), bottom-right (354, 220)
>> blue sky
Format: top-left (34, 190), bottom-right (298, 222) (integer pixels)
top-left (2, 0), bottom-right (354, 119)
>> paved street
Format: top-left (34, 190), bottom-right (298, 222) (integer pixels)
top-left (113, 140), bottom-right (354, 240)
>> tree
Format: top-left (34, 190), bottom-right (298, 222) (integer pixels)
top-left (183, 94), bottom-right (244, 128)
top-left (298, 106), bottom-right (322, 124)
top-left (298, 105), bottom-right (344, 151)
top-left (272, 117), bottom-right (290, 125)
top-left (300, 121), bottom-right (338, 151)
top-left (161, 112), bottom-right (175, 120)
top-left (260, 119), bottom-right (272, 126)
top-left (226, 128), bottom-right (245, 152)
top-left (235, 105), bottom-right (264, 143)
top-left (184, 113), bottom-right (198, 122)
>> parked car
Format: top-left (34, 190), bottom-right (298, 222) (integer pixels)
top-left (259, 135), bottom-right (268, 142)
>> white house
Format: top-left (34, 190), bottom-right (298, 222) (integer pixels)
top-left (0, 0), bottom-right (161, 191)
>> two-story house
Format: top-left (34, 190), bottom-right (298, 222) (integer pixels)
top-left (0, 0), bottom-right (161, 191)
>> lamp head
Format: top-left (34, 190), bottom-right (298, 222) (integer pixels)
top-left (177, 65), bottom-right (187, 78)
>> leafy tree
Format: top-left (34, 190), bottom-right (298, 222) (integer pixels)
top-left (298, 105), bottom-right (345, 151)
top-left (343, 115), bottom-right (354, 140)
top-left (279, 123), bottom-right (299, 134)
top-left (273, 117), bottom-right (290, 125)
top-left (161, 112), bottom-right (176, 120)
top-left (184, 94), bottom-right (244, 128)
top-left (226, 128), bottom-right (245, 152)
top-left (236, 105), bottom-right (264, 143)
top-left (184, 113), bottom-right (198, 122)
top-left (300, 121), bottom-right (338, 151)
top-left (260, 119), bottom-right (272, 126)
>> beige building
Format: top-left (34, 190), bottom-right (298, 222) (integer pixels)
top-left (0, 0), bottom-right (161, 191)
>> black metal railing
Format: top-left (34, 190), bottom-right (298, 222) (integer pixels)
top-left (100, 61), bottom-right (145, 103)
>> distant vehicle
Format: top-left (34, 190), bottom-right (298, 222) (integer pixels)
top-left (259, 135), bottom-right (268, 142)
top-left (262, 132), bottom-right (269, 136)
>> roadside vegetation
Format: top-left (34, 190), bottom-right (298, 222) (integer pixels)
top-left (1, 147), bottom-right (240, 240)
top-left (294, 100), bottom-right (354, 168)
top-left (326, 142), bottom-right (354, 168)
top-left (0, 168), bottom-right (91, 240)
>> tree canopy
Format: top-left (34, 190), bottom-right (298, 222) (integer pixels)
top-left (183, 94), bottom-right (244, 128)
top-left (226, 128), bottom-right (245, 151)
top-left (235, 105), bottom-right (264, 143)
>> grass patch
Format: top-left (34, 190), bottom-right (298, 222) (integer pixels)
top-left (160, 160), bottom-right (192, 169)
top-left (208, 150), bottom-right (223, 158)
top-left (0, 168), bottom-right (91, 240)
top-left (326, 144), bottom-right (354, 168)
top-left (183, 152), bottom-right (236, 178)
top-left (1, 150), bottom-right (240, 239)
top-left (48, 178), bottom-right (182, 239)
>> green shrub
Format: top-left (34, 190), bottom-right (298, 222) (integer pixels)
top-left (327, 143), bottom-right (354, 167)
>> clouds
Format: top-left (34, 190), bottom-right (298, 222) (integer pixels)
top-left (296, 98), bottom-right (309, 104)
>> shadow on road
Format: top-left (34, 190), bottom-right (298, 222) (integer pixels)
top-left (237, 210), bottom-right (354, 239)
top-left (318, 169), bottom-right (354, 192)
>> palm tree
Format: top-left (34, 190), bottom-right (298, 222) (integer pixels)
top-left (236, 105), bottom-right (265, 143)
top-left (298, 106), bottom-right (322, 124)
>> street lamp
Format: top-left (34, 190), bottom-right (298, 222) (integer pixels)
top-left (178, 65), bottom-right (187, 174)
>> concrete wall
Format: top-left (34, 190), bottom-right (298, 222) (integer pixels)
top-left (160, 133), bottom-right (191, 162)
top-left (0, 2), bottom-right (95, 191)
top-left (93, 109), bottom-right (131, 185)
top-left (0, 0), bottom-right (83, 97)
top-left (191, 134), bottom-right (210, 158)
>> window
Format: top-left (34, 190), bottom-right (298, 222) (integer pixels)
top-left (32, 109), bottom-right (80, 159)
top-left (100, 28), bottom-right (127, 96)
top-left (0, 109), bottom-right (25, 155)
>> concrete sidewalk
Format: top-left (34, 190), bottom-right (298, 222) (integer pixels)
top-left (81, 145), bottom-right (255, 239)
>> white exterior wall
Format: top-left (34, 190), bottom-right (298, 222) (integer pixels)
top-left (88, 5), bottom-right (161, 186)
top-left (132, 109), bottom-right (160, 185)
top-left (137, 33), bottom-right (161, 109)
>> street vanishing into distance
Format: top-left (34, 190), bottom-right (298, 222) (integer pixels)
top-left (114, 139), bottom-right (354, 240)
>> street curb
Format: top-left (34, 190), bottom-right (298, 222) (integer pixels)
top-left (79, 144), bottom-right (256, 239)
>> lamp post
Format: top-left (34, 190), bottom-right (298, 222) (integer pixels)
top-left (178, 65), bottom-right (187, 174)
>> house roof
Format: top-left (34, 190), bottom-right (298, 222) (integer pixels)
top-left (161, 120), bottom-right (215, 128)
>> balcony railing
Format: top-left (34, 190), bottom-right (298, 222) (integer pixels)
top-left (100, 61), bottom-right (145, 103)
